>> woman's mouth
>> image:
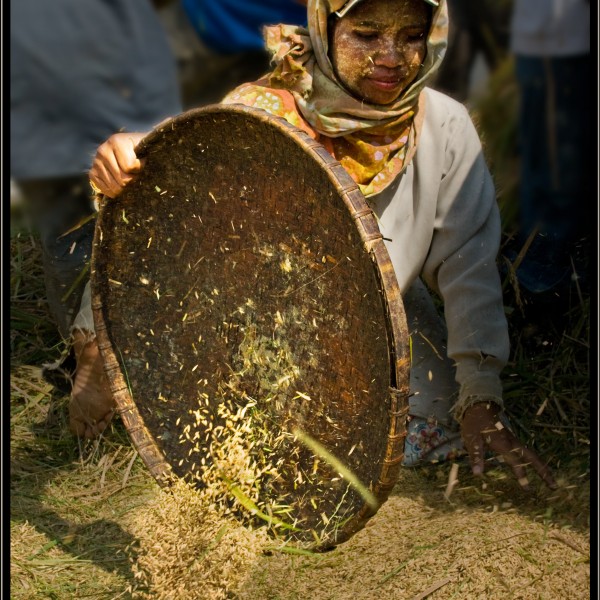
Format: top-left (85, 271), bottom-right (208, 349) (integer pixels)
top-left (365, 70), bottom-right (406, 92)
top-left (367, 78), bottom-right (402, 91)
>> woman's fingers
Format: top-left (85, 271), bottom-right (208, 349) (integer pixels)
top-left (69, 415), bottom-right (87, 437)
top-left (461, 403), bottom-right (556, 489)
top-left (112, 133), bottom-right (145, 173)
top-left (461, 403), bottom-right (495, 476)
top-left (89, 132), bottom-right (147, 197)
top-left (483, 430), bottom-right (558, 490)
top-left (83, 411), bottom-right (114, 439)
top-left (72, 408), bottom-right (114, 440)
top-left (462, 430), bottom-right (486, 476)
top-left (89, 160), bottom-right (130, 198)
top-left (504, 444), bottom-right (558, 490)
top-left (497, 444), bottom-right (531, 488)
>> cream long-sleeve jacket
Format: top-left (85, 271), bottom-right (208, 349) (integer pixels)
top-left (371, 87), bottom-right (509, 413)
top-left (76, 86), bottom-right (508, 419)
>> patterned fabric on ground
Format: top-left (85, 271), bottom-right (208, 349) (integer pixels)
top-left (402, 415), bottom-right (466, 466)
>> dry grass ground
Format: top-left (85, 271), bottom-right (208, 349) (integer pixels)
top-left (10, 61), bottom-right (590, 599)
top-left (9, 362), bottom-right (590, 599)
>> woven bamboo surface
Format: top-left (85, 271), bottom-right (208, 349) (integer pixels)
top-left (91, 104), bottom-right (410, 547)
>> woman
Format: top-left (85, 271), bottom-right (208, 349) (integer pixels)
top-left (87, 0), bottom-right (556, 489)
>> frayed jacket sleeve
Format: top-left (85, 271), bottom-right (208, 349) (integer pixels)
top-left (420, 101), bottom-right (509, 411)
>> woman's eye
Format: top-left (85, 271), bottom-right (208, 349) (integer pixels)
top-left (407, 32), bottom-right (426, 42)
top-left (354, 30), bottom-right (378, 40)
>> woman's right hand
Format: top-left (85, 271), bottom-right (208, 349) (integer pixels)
top-left (89, 132), bottom-right (148, 198)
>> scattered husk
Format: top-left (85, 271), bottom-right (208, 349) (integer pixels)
top-left (121, 467), bottom-right (590, 600)
top-left (125, 478), bottom-right (271, 600)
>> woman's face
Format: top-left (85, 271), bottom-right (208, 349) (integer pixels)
top-left (330, 0), bottom-right (430, 105)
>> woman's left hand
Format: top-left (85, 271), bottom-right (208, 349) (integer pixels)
top-left (461, 402), bottom-right (557, 490)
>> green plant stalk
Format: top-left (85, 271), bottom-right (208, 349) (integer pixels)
top-left (224, 478), bottom-right (301, 532)
top-left (293, 428), bottom-right (379, 510)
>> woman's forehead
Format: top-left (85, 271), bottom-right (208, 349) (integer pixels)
top-left (331, 0), bottom-right (438, 18)
top-left (336, 0), bottom-right (431, 26)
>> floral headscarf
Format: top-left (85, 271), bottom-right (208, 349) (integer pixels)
top-left (223, 0), bottom-right (448, 196)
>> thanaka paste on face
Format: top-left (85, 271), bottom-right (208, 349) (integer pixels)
top-left (330, 0), bottom-right (430, 105)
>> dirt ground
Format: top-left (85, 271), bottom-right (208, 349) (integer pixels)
top-left (10, 367), bottom-right (590, 600)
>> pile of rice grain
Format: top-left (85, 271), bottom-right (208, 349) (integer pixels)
top-left (126, 478), bottom-right (271, 600)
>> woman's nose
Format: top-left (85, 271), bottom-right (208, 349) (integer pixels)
top-left (373, 37), bottom-right (403, 68)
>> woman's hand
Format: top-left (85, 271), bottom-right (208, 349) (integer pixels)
top-left (89, 132), bottom-right (147, 198)
top-left (461, 402), bottom-right (557, 490)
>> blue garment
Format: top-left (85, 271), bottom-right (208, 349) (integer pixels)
top-left (512, 53), bottom-right (591, 293)
top-left (182, 0), bottom-right (307, 54)
top-left (507, 0), bottom-right (591, 295)
top-left (11, 0), bottom-right (182, 180)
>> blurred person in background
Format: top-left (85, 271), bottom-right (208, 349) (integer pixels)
top-left (158, 0), bottom-right (308, 108)
top-left (505, 0), bottom-right (590, 309)
top-left (432, 0), bottom-right (512, 103)
top-left (10, 0), bottom-right (182, 437)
